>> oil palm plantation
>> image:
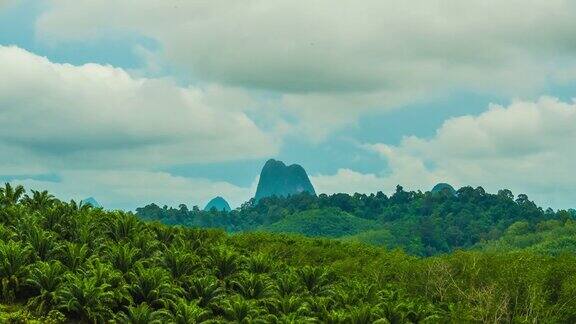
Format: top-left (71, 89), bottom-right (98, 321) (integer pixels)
top-left (2, 185), bottom-right (576, 323)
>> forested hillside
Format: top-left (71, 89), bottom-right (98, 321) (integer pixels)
top-left (2, 184), bottom-right (576, 323)
top-left (137, 185), bottom-right (575, 256)
top-left (476, 217), bottom-right (576, 255)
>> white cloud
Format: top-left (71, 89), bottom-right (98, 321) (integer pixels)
top-left (0, 46), bottom-right (278, 209)
top-left (337, 97), bottom-right (576, 208)
top-left (312, 169), bottom-right (390, 196)
top-left (0, 46), bottom-right (278, 172)
top-left (35, 0), bottom-right (576, 138)
top-left (36, 0), bottom-right (576, 94)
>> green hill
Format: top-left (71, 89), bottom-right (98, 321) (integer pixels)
top-left (261, 208), bottom-right (380, 238)
top-left (477, 217), bottom-right (576, 255)
top-left (138, 185), bottom-right (572, 256)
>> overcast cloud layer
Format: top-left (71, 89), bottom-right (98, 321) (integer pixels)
top-left (37, 0), bottom-right (576, 137)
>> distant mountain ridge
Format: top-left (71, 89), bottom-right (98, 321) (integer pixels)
top-left (254, 159), bottom-right (316, 201)
top-left (204, 196), bottom-right (231, 212)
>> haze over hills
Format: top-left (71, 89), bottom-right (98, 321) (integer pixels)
top-left (254, 159), bottom-right (316, 201)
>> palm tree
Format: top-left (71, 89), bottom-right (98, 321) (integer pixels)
top-left (59, 242), bottom-right (90, 270)
top-left (117, 303), bottom-right (169, 324)
top-left (150, 223), bottom-right (179, 248)
top-left (297, 266), bottom-right (332, 296)
top-left (105, 243), bottom-right (142, 274)
top-left (393, 299), bottom-right (441, 323)
top-left (129, 230), bottom-right (160, 258)
top-left (247, 253), bottom-right (275, 274)
top-left (333, 282), bottom-right (378, 308)
top-left (230, 273), bottom-right (275, 300)
top-left (74, 222), bottom-right (104, 248)
top-left (22, 190), bottom-right (56, 211)
top-left (26, 260), bottom-right (65, 314)
top-left (67, 199), bottom-right (93, 213)
top-left (345, 304), bottom-right (387, 324)
top-left (208, 248), bottom-right (243, 280)
top-left (0, 240), bottom-right (32, 301)
top-left (181, 276), bottom-right (224, 308)
top-left (55, 274), bottom-right (115, 322)
top-left (263, 295), bottom-right (309, 318)
top-left (0, 183), bottom-right (25, 206)
top-left (167, 298), bottom-right (210, 324)
top-left (0, 223), bottom-right (16, 242)
top-left (81, 259), bottom-right (131, 308)
top-left (220, 295), bottom-right (262, 323)
top-left (162, 247), bottom-right (201, 280)
top-left (375, 289), bottom-right (441, 324)
top-left (106, 213), bottom-right (141, 242)
top-left (274, 272), bottom-right (303, 297)
top-left (270, 313), bottom-right (317, 324)
top-left (0, 203), bottom-right (26, 225)
top-left (321, 309), bottom-right (349, 323)
top-left (304, 296), bottom-right (337, 320)
top-left (40, 206), bottom-right (69, 233)
top-left (21, 225), bottom-right (57, 261)
top-left (127, 264), bottom-right (182, 308)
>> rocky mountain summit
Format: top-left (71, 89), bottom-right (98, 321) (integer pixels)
top-left (254, 159), bottom-right (316, 201)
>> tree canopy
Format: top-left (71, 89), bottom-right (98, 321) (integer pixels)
top-left (2, 184), bottom-right (575, 322)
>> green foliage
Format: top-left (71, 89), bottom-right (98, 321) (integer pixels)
top-left (262, 207), bottom-right (378, 238)
top-left (0, 240), bottom-right (32, 301)
top-left (478, 218), bottom-right (576, 255)
top-left (55, 273), bottom-right (115, 322)
top-left (1, 185), bottom-right (575, 322)
top-left (138, 185), bottom-right (562, 256)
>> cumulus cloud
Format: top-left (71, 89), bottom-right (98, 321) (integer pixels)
top-left (312, 169), bottom-right (390, 195)
top-left (0, 46), bottom-right (277, 172)
top-left (0, 46), bottom-right (278, 209)
top-left (313, 97), bottom-right (576, 208)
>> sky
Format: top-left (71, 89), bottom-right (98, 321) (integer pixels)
top-left (0, 0), bottom-right (575, 210)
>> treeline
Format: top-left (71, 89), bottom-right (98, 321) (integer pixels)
top-left (1, 184), bottom-right (576, 322)
top-left (137, 185), bottom-right (576, 256)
